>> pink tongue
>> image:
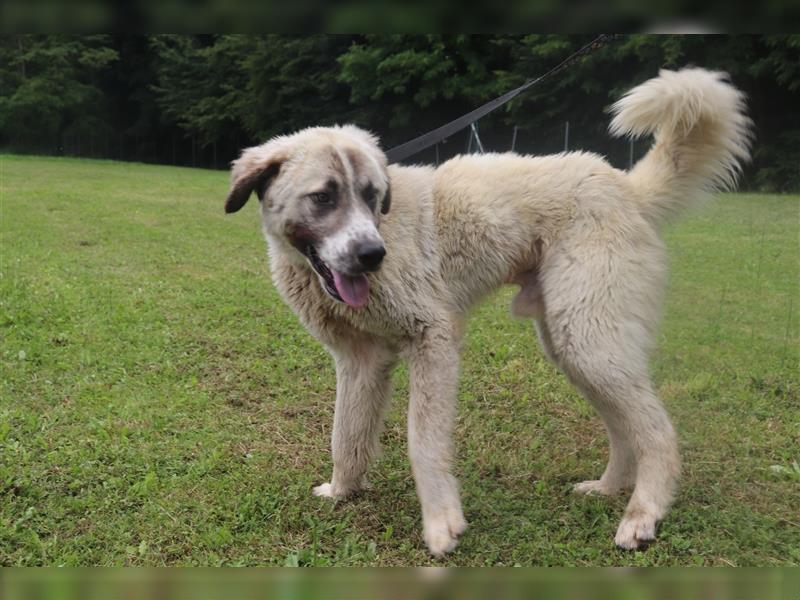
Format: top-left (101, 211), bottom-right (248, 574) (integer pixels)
top-left (332, 270), bottom-right (370, 308)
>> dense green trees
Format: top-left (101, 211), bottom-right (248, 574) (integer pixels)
top-left (1, 35), bottom-right (797, 190)
top-left (0, 35), bottom-right (118, 156)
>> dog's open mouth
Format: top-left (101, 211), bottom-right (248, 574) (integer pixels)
top-left (304, 245), bottom-right (370, 309)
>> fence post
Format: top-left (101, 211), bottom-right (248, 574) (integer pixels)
top-left (564, 121), bottom-right (569, 152)
top-left (470, 122), bottom-right (485, 153)
top-left (511, 125), bottom-right (518, 152)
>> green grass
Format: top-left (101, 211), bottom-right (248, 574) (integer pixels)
top-left (1, 154), bottom-right (798, 566)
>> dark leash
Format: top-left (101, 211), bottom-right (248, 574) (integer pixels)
top-left (385, 34), bottom-right (620, 165)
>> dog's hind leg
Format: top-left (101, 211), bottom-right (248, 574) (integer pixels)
top-left (566, 360), bottom-right (679, 550)
top-left (313, 338), bottom-right (397, 499)
top-left (572, 417), bottom-right (637, 496)
top-left (536, 316), bottom-right (637, 496)
top-left (407, 323), bottom-right (467, 556)
top-left (539, 228), bottom-right (680, 550)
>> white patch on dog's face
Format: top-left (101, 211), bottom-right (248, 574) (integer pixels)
top-left (317, 196), bottom-right (383, 275)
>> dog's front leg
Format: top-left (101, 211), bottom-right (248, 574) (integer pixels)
top-left (313, 340), bottom-right (396, 499)
top-left (408, 325), bottom-right (467, 556)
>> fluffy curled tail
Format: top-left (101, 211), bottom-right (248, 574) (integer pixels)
top-left (609, 68), bottom-right (752, 228)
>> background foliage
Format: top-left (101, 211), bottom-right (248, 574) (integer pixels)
top-left (1, 34), bottom-right (798, 190)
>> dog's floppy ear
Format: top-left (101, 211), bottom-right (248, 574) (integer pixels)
top-left (381, 183), bottom-right (391, 215)
top-left (225, 162), bottom-right (281, 214)
top-left (225, 144), bottom-right (286, 214)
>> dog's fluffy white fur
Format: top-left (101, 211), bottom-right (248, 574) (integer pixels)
top-left (226, 69), bottom-right (751, 555)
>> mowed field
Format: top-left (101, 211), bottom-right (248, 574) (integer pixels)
top-left (1, 154), bottom-right (798, 566)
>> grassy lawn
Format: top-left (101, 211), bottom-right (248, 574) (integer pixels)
top-left (1, 154), bottom-right (798, 566)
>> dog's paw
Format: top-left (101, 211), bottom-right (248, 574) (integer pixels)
top-left (424, 508), bottom-right (468, 557)
top-left (313, 480), bottom-right (361, 499)
top-left (312, 482), bottom-right (336, 498)
top-left (573, 479), bottom-right (620, 496)
top-left (614, 509), bottom-right (658, 550)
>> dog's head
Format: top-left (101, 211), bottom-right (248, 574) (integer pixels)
top-left (225, 125), bottom-right (391, 309)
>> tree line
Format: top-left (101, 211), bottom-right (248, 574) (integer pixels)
top-left (1, 35), bottom-right (798, 191)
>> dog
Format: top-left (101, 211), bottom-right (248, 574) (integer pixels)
top-left (224, 69), bottom-right (751, 555)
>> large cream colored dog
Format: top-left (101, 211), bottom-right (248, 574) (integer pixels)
top-left (225, 69), bottom-right (751, 555)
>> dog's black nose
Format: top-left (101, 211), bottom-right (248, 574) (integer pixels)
top-left (356, 241), bottom-right (386, 271)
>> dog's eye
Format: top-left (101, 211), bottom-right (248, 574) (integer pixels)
top-left (362, 185), bottom-right (377, 210)
top-left (309, 191), bottom-right (332, 205)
